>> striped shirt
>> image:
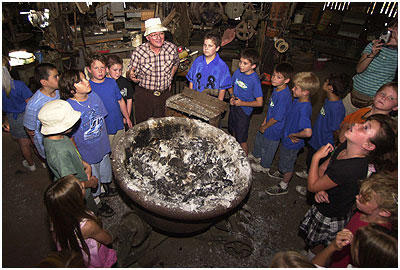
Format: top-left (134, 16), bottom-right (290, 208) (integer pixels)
top-left (128, 41), bottom-right (179, 92)
top-left (353, 42), bottom-right (398, 97)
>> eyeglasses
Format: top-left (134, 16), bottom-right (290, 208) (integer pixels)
top-left (149, 32), bottom-right (165, 39)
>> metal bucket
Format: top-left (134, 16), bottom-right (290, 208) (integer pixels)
top-left (112, 117), bottom-right (252, 235)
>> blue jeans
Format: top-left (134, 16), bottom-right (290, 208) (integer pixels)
top-left (252, 132), bottom-right (280, 169)
top-left (90, 154), bottom-right (112, 197)
top-left (278, 145), bottom-right (300, 174)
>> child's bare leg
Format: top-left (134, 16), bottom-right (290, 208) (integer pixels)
top-left (18, 138), bottom-right (34, 165)
top-left (282, 171), bottom-right (293, 184)
top-left (28, 136), bottom-right (45, 164)
top-left (240, 142), bottom-right (248, 155)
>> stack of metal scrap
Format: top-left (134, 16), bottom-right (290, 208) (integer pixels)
top-left (166, 87), bottom-right (227, 127)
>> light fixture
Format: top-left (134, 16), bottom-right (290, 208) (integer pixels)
top-left (8, 51), bottom-right (35, 67)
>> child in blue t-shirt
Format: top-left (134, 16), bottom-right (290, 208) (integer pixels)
top-left (106, 54), bottom-right (135, 129)
top-left (227, 49), bottom-right (263, 154)
top-left (58, 69), bottom-right (115, 217)
top-left (186, 31), bottom-right (231, 101)
top-left (2, 56), bottom-right (35, 171)
top-left (265, 72), bottom-right (320, 196)
top-left (23, 63), bottom-right (60, 161)
top-left (86, 54), bottom-right (132, 147)
top-left (295, 73), bottom-right (350, 186)
top-left (249, 63), bottom-right (293, 173)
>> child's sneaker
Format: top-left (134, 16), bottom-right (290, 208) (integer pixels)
top-left (295, 185), bottom-right (307, 196)
top-left (100, 184), bottom-right (119, 198)
top-left (250, 163), bottom-right (270, 173)
top-left (248, 153), bottom-right (261, 163)
top-left (265, 184), bottom-right (288, 195)
top-left (295, 169), bottom-right (308, 179)
top-left (267, 169), bottom-right (284, 180)
top-left (22, 160), bottom-right (36, 172)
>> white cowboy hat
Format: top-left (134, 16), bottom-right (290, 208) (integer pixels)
top-left (38, 100), bottom-right (81, 135)
top-left (144, 17), bottom-right (168, 37)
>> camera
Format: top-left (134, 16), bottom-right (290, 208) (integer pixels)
top-left (379, 30), bottom-right (392, 44)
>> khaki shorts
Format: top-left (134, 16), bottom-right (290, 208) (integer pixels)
top-left (350, 89), bottom-right (374, 108)
top-left (343, 89), bottom-right (374, 116)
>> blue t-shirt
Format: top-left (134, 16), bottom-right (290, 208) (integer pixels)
top-left (90, 77), bottom-right (124, 134)
top-left (264, 86), bottom-right (292, 141)
top-left (3, 80), bottom-right (33, 117)
top-left (67, 92), bottom-right (111, 164)
top-left (231, 69), bottom-right (263, 116)
top-left (186, 53), bottom-right (231, 92)
top-left (281, 99), bottom-right (312, 150)
top-left (309, 99), bottom-right (345, 150)
top-left (23, 89), bottom-right (60, 158)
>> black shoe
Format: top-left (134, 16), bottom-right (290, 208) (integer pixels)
top-left (100, 184), bottom-right (119, 198)
top-left (107, 187), bottom-right (119, 197)
top-left (98, 202), bottom-right (115, 217)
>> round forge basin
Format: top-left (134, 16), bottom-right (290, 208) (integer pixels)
top-left (112, 117), bottom-right (252, 234)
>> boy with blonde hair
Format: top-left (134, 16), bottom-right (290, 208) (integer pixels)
top-left (329, 173), bottom-right (397, 267)
top-left (338, 82), bottom-right (398, 143)
top-left (86, 54), bottom-right (132, 146)
top-left (106, 55), bottom-right (135, 128)
top-left (266, 72), bottom-right (320, 195)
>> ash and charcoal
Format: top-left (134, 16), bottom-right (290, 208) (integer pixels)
top-left (123, 133), bottom-right (248, 212)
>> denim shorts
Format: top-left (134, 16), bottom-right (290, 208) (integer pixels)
top-left (90, 154), bottom-right (112, 196)
top-left (7, 112), bottom-right (28, 139)
top-left (228, 106), bottom-right (250, 143)
top-left (278, 145), bottom-right (300, 173)
top-left (253, 132), bottom-right (280, 169)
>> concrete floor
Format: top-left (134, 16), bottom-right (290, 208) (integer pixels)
top-left (2, 61), bottom-right (356, 267)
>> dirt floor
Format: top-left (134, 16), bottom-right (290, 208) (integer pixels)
top-left (2, 61), bottom-right (356, 267)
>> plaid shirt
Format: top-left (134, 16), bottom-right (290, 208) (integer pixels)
top-left (128, 41), bottom-right (179, 92)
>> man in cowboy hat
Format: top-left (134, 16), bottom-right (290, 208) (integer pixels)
top-left (127, 17), bottom-right (180, 124)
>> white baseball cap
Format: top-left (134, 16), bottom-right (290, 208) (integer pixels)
top-left (38, 100), bottom-right (81, 135)
top-left (144, 17), bottom-right (168, 37)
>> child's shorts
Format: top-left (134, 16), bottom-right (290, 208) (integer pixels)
top-left (228, 106), bottom-right (250, 143)
top-left (91, 154), bottom-right (112, 197)
top-left (299, 205), bottom-right (351, 248)
top-left (278, 145), bottom-right (300, 173)
top-left (7, 112), bottom-right (28, 139)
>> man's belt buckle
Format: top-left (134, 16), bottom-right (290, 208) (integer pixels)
top-left (153, 90), bottom-right (161, 96)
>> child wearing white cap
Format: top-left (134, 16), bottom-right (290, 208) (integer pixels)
top-left (38, 99), bottom-right (99, 214)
